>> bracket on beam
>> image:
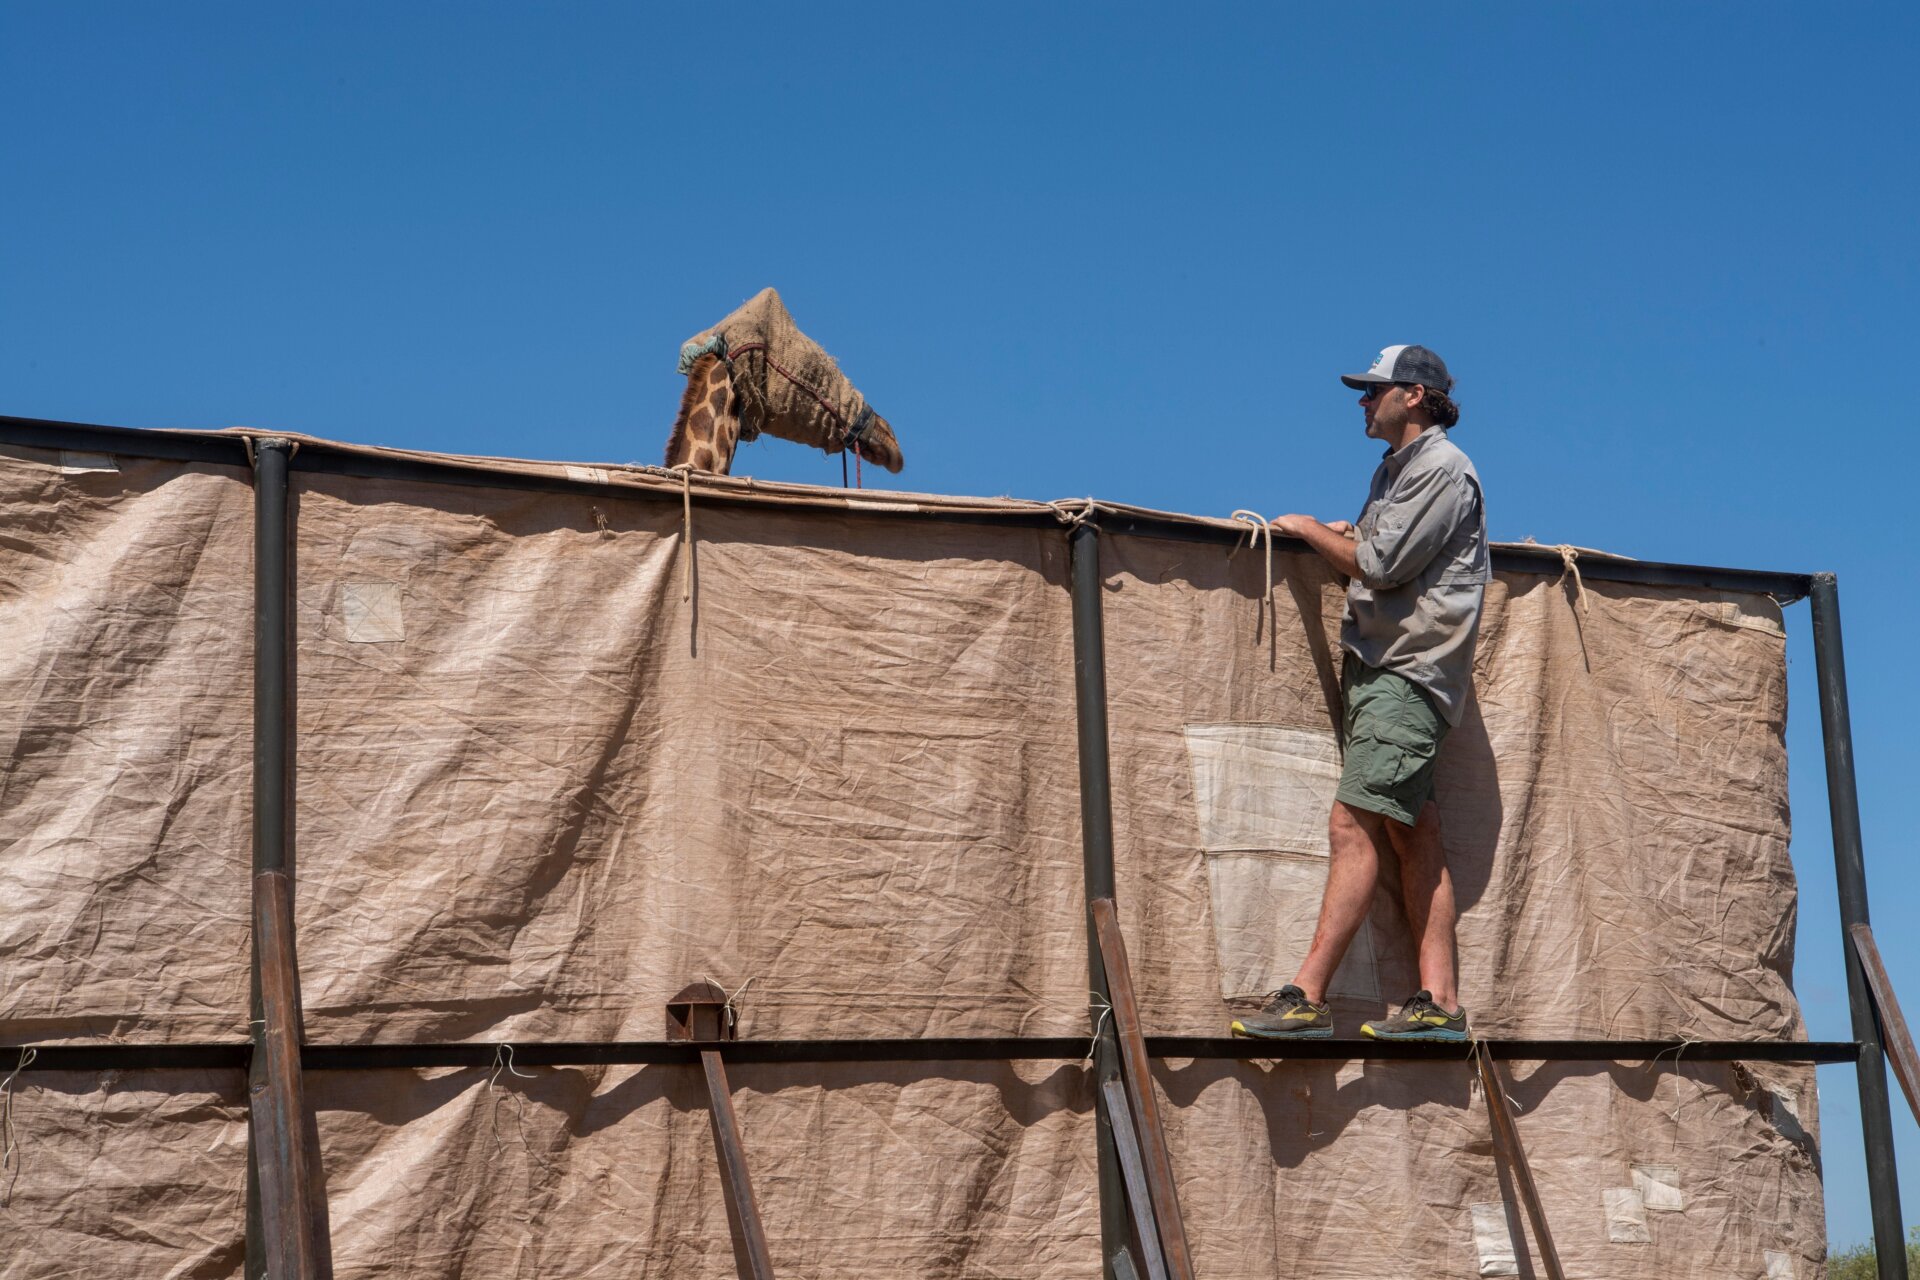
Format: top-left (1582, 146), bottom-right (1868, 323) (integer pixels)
top-left (666, 981), bottom-right (736, 1043)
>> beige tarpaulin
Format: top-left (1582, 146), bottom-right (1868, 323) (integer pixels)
top-left (0, 434), bottom-right (1820, 1277)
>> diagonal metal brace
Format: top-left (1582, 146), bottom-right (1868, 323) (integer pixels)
top-left (1101, 1078), bottom-right (1171, 1280)
top-left (701, 1049), bottom-right (776, 1280)
top-left (1850, 924), bottom-right (1920, 1128)
top-left (1091, 898), bottom-right (1196, 1280)
top-left (1474, 1042), bottom-right (1564, 1280)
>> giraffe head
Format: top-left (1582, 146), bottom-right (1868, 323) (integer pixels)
top-left (667, 290), bottom-right (905, 477)
top-left (665, 351), bottom-right (905, 476)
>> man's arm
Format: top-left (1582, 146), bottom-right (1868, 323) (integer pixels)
top-left (1274, 515), bottom-right (1359, 579)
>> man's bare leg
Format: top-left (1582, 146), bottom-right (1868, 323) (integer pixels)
top-left (1291, 801), bottom-right (1389, 1003)
top-left (1384, 799), bottom-right (1459, 1009)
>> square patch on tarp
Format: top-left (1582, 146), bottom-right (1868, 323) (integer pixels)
top-left (1186, 724), bottom-right (1382, 1001)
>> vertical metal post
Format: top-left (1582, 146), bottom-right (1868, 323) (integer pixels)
top-left (1068, 521), bottom-right (1128, 1277)
top-left (247, 438), bottom-right (319, 1279)
top-left (1809, 573), bottom-right (1906, 1280)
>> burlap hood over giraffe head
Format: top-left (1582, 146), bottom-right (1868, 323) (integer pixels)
top-left (667, 288), bottom-right (903, 476)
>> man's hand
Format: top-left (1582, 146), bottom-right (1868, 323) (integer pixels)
top-left (1273, 514), bottom-right (1362, 579)
top-left (1274, 515), bottom-right (1351, 538)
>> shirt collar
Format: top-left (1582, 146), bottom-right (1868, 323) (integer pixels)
top-left (1382, 427), bottom-right (1447, 477)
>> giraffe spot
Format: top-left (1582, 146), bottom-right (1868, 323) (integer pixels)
top-left (693, 447), bottom-right (715, 470)
top-left (688, 408), bottom-right (712, 432)
top-left (708, 384), bottom-right (729, 413)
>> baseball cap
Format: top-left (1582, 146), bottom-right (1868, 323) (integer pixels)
top-left (1341, 345), bottom-right (1452, 392)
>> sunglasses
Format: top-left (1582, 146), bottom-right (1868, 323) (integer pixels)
top-left (1359, 382), bottom-right (1400, 402)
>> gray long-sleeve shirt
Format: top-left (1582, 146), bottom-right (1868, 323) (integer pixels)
top-left (1342, 428), bottom-right (1490, 725)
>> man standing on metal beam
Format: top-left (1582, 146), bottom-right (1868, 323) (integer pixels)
top-left (1231, 344), bottom-right (1491, 1043)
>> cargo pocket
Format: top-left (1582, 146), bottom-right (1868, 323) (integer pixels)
top-left (1337, 726), bottom-right (1440, 823)
top-left (1346, 724), bottom-right (1439, 789)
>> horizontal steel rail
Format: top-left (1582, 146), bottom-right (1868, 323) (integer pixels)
top-left (6, 1037), bottom-right (1863, 1072)
top-left (0, 413), bottom-right (1812, 598)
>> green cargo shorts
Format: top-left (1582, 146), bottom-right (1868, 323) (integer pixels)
top-left (1334, 661), bottom-right (1449, 826)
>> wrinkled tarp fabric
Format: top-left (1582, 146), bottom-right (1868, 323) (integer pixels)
top-left (0, 439), bottom-right (1818, 1277)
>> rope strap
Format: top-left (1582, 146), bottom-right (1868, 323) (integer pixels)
top-left (669, 465), bottom-right (696, 603)
top-left (701, 973), bottom-right (758, 1036)
top-left (1554, 544), bottom-right (1590, 613)
top-left (1229, 510), bottom-right (1276, 614)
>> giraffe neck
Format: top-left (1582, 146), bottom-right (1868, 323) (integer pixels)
top-left (664, 353), bottom-right (743, 474)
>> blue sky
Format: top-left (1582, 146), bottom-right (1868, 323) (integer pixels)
top-left (5, 2), bottom-right (1917, 1251)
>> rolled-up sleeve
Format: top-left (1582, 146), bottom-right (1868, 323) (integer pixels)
top-left (1354, 466), bottom-right (1473, 590)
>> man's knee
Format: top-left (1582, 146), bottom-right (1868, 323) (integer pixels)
top-left (1386, 801), bottom-right (1444, 860)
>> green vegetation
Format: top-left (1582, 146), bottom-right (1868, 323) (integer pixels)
top-left (1828, 1227), bottom-right (1920, 1279)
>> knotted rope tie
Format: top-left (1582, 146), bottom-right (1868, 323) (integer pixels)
top-left (1048, 498), bottom-right (1098, 530)
top-left (1085, 992), bottom-right (1114, 1062)
top-left (1229, 510), bottom-right (1276, 634)
top-left (701, 974), bottom-right (758, 1036)
top-left (2, 1047), bottom-right (36, 1206)
top-left (668, 465), bottom-right (696, 602)
top-left (486, 1043), bottom-right (536, 1155)
top-left (1554, 544), bottom-right (1589, 613)
top-left (1469, 1038), bottom-right (1524, 1115)
top-left (1649, 1035), bottom-right (1704, 1133)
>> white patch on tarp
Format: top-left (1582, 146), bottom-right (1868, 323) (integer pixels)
top-left (1763, 1248), bottom-right (1796, 1279)
top-left (0, 444), bottom-right (119, 473)
top-left (564, 465), bottom-right (611, 485)
top-left (342, 582), bottom-right (405, 643)
top-left (1187, 725), bottom-right (1379, 1001)
top-left (1701, 593), bottom-right (1787, 637)
top-left (59, 451), bottom-right (118, 473)
top-left (1470, 1202), bottom-right (1519, 1277)
top-left (846, 499), bottom-right (921, 512)
top-left (1604, 1186), bottom-right (1651, 1243)
top-left (1631, 1163), bottom-right (1684, 1212)
top-left (1185, 724), bottom-right (1339, 855)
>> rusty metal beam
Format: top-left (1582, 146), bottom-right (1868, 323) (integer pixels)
top-left (1091, 899), bottom-right (1195, 1280)
top-left (1851, 924), bottom-right (1920, 1128)
top-left (1475, 1043), bottom-right (1564, 1280)
top-left (701, 1050), bottom-right (776, 1280)
top-left (250, 871), bottom-right (317, 1279)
